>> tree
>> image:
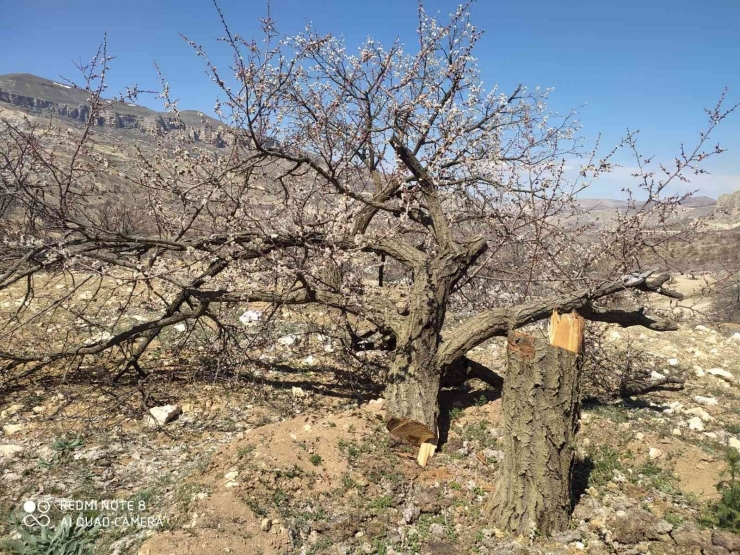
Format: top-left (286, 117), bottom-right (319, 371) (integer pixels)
top-left (0, 3), bottom-right (734, 535)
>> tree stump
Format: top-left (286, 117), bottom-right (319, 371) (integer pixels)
top-left (489, 311), bottom-right (584, 536)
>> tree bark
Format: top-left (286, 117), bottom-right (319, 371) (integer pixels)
top-left (384, 263), bottom-right (451, 462)
top-left (490, 323), bottom-right (583, 536)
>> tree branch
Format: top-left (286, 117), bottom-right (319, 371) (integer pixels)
top-left (437, 271), bottom-right (681, 369)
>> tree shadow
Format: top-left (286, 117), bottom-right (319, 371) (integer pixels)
top-left (571, 456), bottom-right (595, 512)
top-left (437, 384), bottom-right (502, 448)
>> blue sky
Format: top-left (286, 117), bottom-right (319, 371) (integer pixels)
top-left (1, 0), bottom-right (738, 198)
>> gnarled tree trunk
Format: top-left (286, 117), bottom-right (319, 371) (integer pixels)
top-left (490, 314), bottom-right (583, 536)
top-left (384, 264), bottom-right (451, 465)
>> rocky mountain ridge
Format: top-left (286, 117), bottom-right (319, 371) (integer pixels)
top-left (717, 190), bottom-right (740, 216)
top-left (0, 73), bottom-right (226, 146)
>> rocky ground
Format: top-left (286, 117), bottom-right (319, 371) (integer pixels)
top-left (2, 273), bottom-right (740, 554)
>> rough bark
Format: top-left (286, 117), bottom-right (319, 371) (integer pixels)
top-left (384, 262), bottom-right (451, 457)
top-left (490, 328), bottom-right (582, 536)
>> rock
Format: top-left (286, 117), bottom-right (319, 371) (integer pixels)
top-left (648, 447), bottom-right (663, 459)
top-left (173, 322), bottom-right (187, 332)
top-left (707, 368), bottom-right (735, 382)
top-left (363, 398), bottom-right (385, 412)
top-left (572, 496), bottom-right (602, 523)
top-left (729, 333), bottom-right (740, 342)
top-left (672, 526), bottom-right (710, 548)
top-left (2, 424), bottom-right (24, 436)
top-left (668, 358), bottom-right (679, 366)
top-left (729, 437), bottom-right (740, 451)
top-left (651, 371), bottom-right (666, 380)
top-left (302, 355), bottom-right (316, 366)
top-left (224, 470), bottom-right (239, 481)
top-left (261, 518), bottom-right (272, 532)
top-left (402, 504), bottom-right (420, 524)
top-left (685, 407), bottom-right (715, 422)
top-left (0, 444), bottom-right (23, 458)
top-left (695, 396), bottom-right (719, 406)
top-left (712, 530), bottom-right (740, 551)
top-left (278, 335), bottom-right (298, 346)
top-left (688, 417), bottom-right (705, 431)
top-left (705, 432), bottom-right (718, 439)
top-left (607, 510), bottom-right (672, 543)
top-left (672, 428), bottom-right (682, 436)
top-left (429, 523), bottom-right (446, 538)
top-left (32, 406), bottom-right (45, 414)
top-left (291, 386), bottom-right (305, 398)
top-left (145, 405), bottom-right (182, 427)
top-left (696, 325), bottom-right (710, 332)
top-left (552, 530), bottom-right (581, 544)
top-left (239, 310), bottom-right (262, 325)
top-left (0, 404), bottom-right (23, 418)
top-left (635, 432), bottom-right (645, 441)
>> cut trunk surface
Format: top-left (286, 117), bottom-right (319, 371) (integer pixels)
top-left (385, 358), bottom-right (441, 467)
top-left (490, 312), bottom-right (584, 536)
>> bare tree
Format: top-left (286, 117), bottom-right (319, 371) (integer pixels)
top-left (0, 4), bottom-right (734, 534)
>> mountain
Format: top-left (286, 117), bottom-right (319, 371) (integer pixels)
top-left (575, 196), bottom-right (716, 211)
top-left (0, 73), bottom-right (226, 146)
top-left (716, 190), bottom-right (740, 216)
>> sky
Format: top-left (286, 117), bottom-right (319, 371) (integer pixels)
top-left (1, 0), bottom-right (738, 198)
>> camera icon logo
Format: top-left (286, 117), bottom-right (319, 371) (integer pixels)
top-left (22, 499), bottom-right (51, 528)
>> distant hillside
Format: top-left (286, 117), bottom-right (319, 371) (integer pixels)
top-left (0, 73), bottom-right (226, 146)
top-left (716, 190), bottom-right (740, 217)
top-left (576, 196), bottom-right (716, 211)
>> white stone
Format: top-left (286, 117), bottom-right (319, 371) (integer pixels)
top-left (668, 358), bottom-right (679, 366)
top-left (0, 404), bottom-right (23, 419)
top-left (695, 325), bottom-right (709, 332)
top-left (2, 424), bottom-right (24, 436)
top-left (648, 447), bottom-right (663, 460)
top-left (303, 424), bottom-right (311, 432)
top-left (694, 396), bottom-right (718, 406)
top-left (278, 335), bottom-right (298, 346)
top-left (261, 518), bottom-right (272, 532)
top-left (0, 445), bottom-right (23, 458)
top-left (729, 333), bottom-right (740, 342)
top-left (173, 322), bottom-right (187, 333)
top-left (651, 371), bottom-right (665, 380)
top-left (685, 407), bottom-right (714, 422)
top-left (704, 432), bottom-right (718, 439)
top-left (291, 386), bottom-right (305, 398)
top-left (302, 355), bottom-right (316, 366)
top-left (145, 405), bottom-right (182, 426)
top-left (224, 470), bottom-right (239, 481)
top-left (364, 398), bottom-right (385, 412)
top-left (729, 437), bottom-right (740, 451)
top-left (672, 428), bottom-right (682, 436)
top-left (707, 368), bottom-right (735, 382)
top-left (688, 417), bottom-right (705, 431)
top-left (239, 310), bottom-right (262, 325)
top-left (635, 432), bottom-right (645, 441)
top-left (225, 481), bottom-right (239, 488)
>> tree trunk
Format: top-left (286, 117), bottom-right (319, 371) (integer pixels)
top-left (384, 267), bottom-right (449, 465)
top-left (490, 318), bottom-right (583, 536)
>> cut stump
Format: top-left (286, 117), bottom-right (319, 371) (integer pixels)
top-left (489, 311), bottom-right (585, 536)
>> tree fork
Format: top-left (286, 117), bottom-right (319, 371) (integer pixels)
top-left (489, 311), bottom-right (584, 536)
